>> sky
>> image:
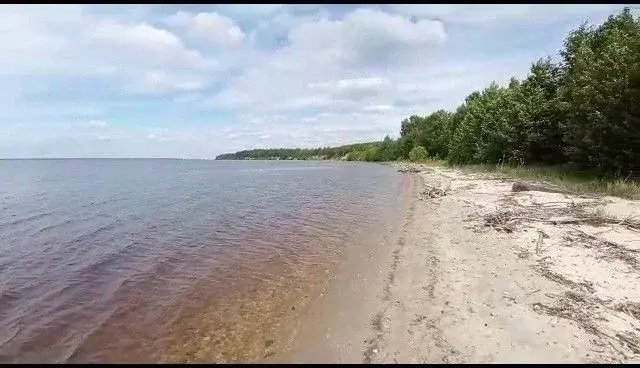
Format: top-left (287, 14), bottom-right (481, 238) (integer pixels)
top-left (0, 4), bottom-right (634, 159)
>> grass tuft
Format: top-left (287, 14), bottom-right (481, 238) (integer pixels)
top-left (447, 163), bottom-right (640, 200)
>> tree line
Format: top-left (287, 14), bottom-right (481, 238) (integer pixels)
top-left (214, 142), bottom-right (384, 161)
top-left (217, 9), bottom-right (639, 177)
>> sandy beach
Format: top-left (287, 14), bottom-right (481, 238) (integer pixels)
top-left (276, 163), bottom-right (640, 364)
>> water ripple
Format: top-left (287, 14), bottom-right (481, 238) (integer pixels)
top-left (0, 159), bottom-right (404, 363)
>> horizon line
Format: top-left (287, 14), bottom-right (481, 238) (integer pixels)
top-left (0, 157), bottom-right (214, 161)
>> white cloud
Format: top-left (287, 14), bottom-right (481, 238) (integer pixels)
top-left (0, 4), bottom-right (632, 158)
top-left (0, 5), bottom-right (85, 75)
top-left (210, 8), bottom-right (448, 114)
top-left (84, 19), bottom-right (215, 71)
top-left (81, 19), bottom-right (218, 95)
top-left (286, 8), bottom-right (446, 68)
top-left (128, 70), bottom-right (207, 95)
top-left (309, 77), bottom-right (393, 101)
top-left (215, 4), bottom-right (286, 20)
top-left (166, 11), bottom-right (246, 46)
top-left (363, 104), bottom-right (395, 112)
top-left (387, 4), bottom-right (628, 25)
top-left (89, 20), bottom-right (181, 51)
top-left (0, 6), bottom-right (218, 98)
top-left (88, 120), bottom-right (108, 127)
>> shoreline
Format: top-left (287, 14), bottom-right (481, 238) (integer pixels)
top-left (278, 162), bottom-right (640, 363)
top-left (268, 168), bottom-right (413, 363)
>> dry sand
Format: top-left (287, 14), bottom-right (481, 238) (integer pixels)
top-left (278, 163), bottom-right (640, 364)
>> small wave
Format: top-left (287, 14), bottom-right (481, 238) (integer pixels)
top-left (0, 211), bottom-right (54, 228)
top-left (0, 325), bottom-right (21, 347)
top-left (61, 304), bottom-right (120, 363)
top-left (77, 196), bottom-right (128, 210)
top-left (146, 256), bottom-right (182, 281)
top-left (67, 221), bottom-right (121, 247)
top-left (0, 287), bottom-right (23, 308)
top-left (73, 247), bottom-right (131, 280)
top-left (35, 219), bottom-right (74, 235)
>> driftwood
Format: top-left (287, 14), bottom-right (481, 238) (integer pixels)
top-left (421, 184), bottom-right (448, 199)
top-left (398, 167), bottom-right (422, 173)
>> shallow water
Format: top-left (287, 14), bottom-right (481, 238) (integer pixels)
top-left (0, 159), bottom-right (404, 363)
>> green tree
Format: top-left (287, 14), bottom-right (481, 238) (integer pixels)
top-left (519, 58), bottom-right (565, 164)
top-left (408, 146), bottom-right (429, 162)
top-left (400, 115), bottom-right (424, 138)
top-left (412, 110), bottom-right (453, 159)
top-left (559, 8), bottom-right (640, 175)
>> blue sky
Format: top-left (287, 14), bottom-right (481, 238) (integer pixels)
top-left (0, 4), bottom-right (633, 159)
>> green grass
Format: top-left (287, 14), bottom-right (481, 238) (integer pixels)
top-left (444, 163), bottom-right (640, 200)
top-left (390, 159), bottom-right (639, 199)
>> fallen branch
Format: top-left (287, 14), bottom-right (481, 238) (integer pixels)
top-left (526, 288), bottom-right (542, 296)
top-left (568, 226), bottom-right (634, 252)
top-left (535, 231), bottom-right (544, 255)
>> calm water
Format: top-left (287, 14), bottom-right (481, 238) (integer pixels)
top-left (0, 159), bottom-right (405, 363)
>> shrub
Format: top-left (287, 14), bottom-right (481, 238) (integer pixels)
top-left (408, 146), bottom-right (429, 162)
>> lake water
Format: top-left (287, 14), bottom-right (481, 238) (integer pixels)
top-left (0, 159), bottom-right (406, 363)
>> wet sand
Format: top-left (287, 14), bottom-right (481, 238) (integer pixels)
top-left (276, 163), bottom-right (640, 364)
top-left (270, 170), bottom-right (415, 363)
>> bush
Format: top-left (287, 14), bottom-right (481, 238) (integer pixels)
top-left (408, 146), bottom-right (429, 162)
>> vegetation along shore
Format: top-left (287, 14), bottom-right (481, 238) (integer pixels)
top-left (217, 8), bottom-right (639, 199)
